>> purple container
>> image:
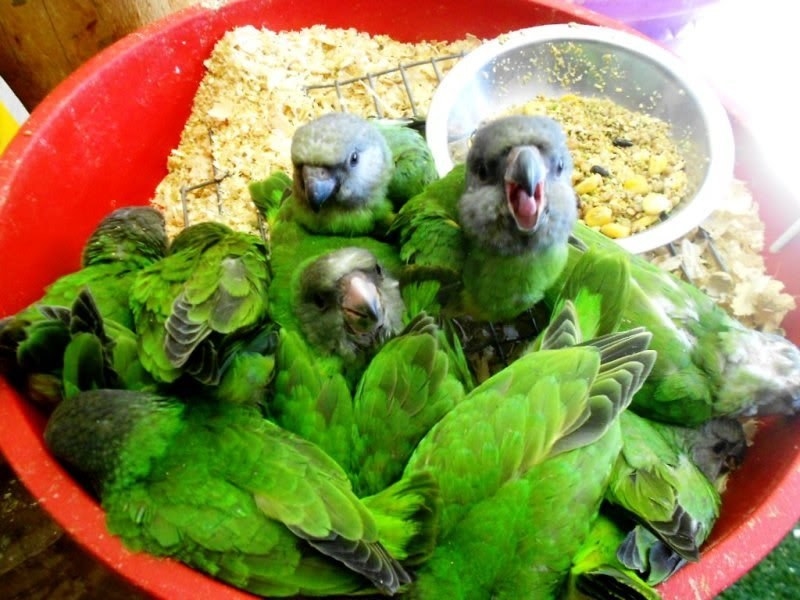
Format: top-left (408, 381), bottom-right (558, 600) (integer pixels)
top-left (579, 0), bottom-right (719, 40)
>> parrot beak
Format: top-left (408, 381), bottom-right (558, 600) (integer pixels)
top-left (302, 165), bottom-right (339, 212)
top-left (504, 145), bottom-right (547, 232)
top-left (341, 273), bottom-right (384, 335)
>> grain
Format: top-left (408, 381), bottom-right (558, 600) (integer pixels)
top-left (512, 94), bottom-right (689, 237)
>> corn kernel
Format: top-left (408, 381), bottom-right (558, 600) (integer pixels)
top-left (642, 193), bottom-right (672, 215)
top-left (648, 154), bottom-right (669, 176)
top-left (632, 214), bottom-right (660, 232)
top-left (583, 205), bottom-right (614, 227)
top-left (600, 222), bottom-right (631, 238)
top-left (623, 174), bottom-right (650, 195)
top-left (575, 173), bottom-right (603, 195)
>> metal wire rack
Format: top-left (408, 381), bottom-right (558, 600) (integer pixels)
top-left (175, 55), bottom-right (730, 373)
top-left (304, 53), bottom-right (466, 119)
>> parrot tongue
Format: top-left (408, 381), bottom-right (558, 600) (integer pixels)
top-left (507, 180), bottom-right (545, 231)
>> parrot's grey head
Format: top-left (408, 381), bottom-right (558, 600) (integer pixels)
top-left (44, 389), bottom-right (185, 497)
top-left (687, 417), bottom-right (748, 484)
top-left (458, 114), bottom-right (577, 255)
top-left (294, 247), bottom-right (404, 362)
top-left (291, 112), bottom-right (393, 213)
top-left (81, 206), bottom-right (168, 268)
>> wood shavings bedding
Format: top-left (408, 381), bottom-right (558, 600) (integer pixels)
top-left (646, 178), bottom-right (795, 333)
top-left (150, 24), bottom-right (795, 334)
top-left (152, 25), bottom-right (480, 236)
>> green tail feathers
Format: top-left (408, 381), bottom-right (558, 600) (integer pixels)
top-left (362, 471), bottom-right (442, 566)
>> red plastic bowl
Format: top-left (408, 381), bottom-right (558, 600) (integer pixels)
top-left (0, 1), bottom-right (798, 598)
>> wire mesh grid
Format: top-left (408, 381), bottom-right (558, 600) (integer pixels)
top-left (175, 52), bottom-right (468, 226)
top-left (175, 54), bottom-right (729, 370)
top-left (304, 53), bottom-right (466, 120)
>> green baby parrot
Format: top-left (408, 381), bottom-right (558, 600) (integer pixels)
top-left (269, 246), bottom-right (406, 468)
top-left (609, 414), bottom-right (747, 586)
top-left (543, 247), bottom-right (747, 592)
top-left (44, 388), bottom-right (445, 596)
top-left (401, 301), bottom-right (656, 599)
top-left (392, 114), bottom-right (578, 322)
top-left (129, 220), bottom-right (272, 388)
top-left (270, 246), bottom-right (468, 502)
top-left (545, 244), bottom-right (744, 590)
top-left (549, 222), bottom-right (800, 425)
top-left (270, 248), bottom-right (462, 484)
top-left (0, 206), bottom-right (167, 406)
top-left (277, 111), bottom-right (396, 236)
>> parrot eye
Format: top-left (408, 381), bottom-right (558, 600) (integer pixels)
top-left (712, 440), bottom-right (728, 454)
top-left (374, 263), bottom-right (384, 278)
top-left (349, 152), bottom-right (359, 167)
top-left (475, 162), bottom-right (490, 182)
top-left (311, 292), bottom-right (330, 310)
top-left (554, 158), bottom-right (565, 177)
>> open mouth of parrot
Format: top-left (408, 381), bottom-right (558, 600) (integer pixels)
top-left (506, 179), bottom-right (545, 232)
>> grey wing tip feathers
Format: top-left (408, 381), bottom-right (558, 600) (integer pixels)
top-left (616, 525), bottom-right (688, 586)
top-left (300, 533), bottom-right (412, 595)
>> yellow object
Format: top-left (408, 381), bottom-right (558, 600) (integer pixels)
top-left (0, 76), bottom-right (28, 156)
top-left (648, 154), bottom-right (669, 176)
top-left (574, 172), bottom-right (602, 195)
top-left (622, 174), bottom-right (650, 195)
top-left (600, 222), bottom-right (631, 239)
top-left (632, 214), bottom-right (660, 232)
top-left (641, 192), bottom-right (672, 215)
top-left (583, 205), bottom-right (614, 227)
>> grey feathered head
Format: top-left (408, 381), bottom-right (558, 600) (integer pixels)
top-left (294, 247), bottom-right (404, 363)
top-left (291, 112), bottom-right (393, 212)
top-left (458, 114), bottom-right (577, 255)
top-left (81, 206), bottom-right (168, 268)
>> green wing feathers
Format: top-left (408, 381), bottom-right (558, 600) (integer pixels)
top-left (350, 314), bottom-right (466, 496)
top-left (373, 119), bottom-right (440, 209)
top-left (391, 165), bottom-right (467, 284)
top-left (607, 411), bottom-right (721, 570)
top-left (130, 224), bottom-right (271, 386)
top-left (269, 327), bottom-right (354, 469)
top-left (45, 390), bottom-right (414, 597)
